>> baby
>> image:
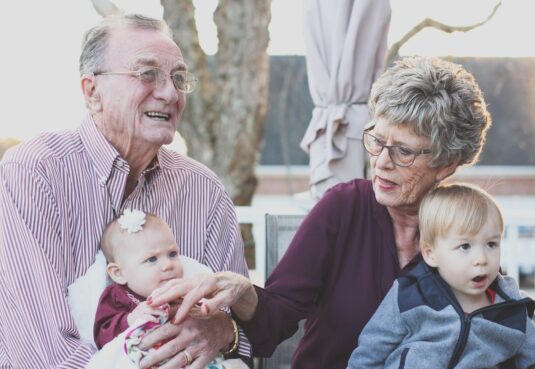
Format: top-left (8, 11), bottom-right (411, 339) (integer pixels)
top-left (89, 209), bottom-right (248, 369)
top-left (347, 183), bottom-right (535, 369)
top-left (94, 209), bottom-right (184, 349)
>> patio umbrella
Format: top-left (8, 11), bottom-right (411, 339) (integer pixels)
top-left (301, 0), bottom-right (391, 199)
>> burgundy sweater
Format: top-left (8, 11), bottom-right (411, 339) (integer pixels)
top-left (93, 284), bottom-right (144, 349)
top-left (238, 179), bottom-right (421, 369)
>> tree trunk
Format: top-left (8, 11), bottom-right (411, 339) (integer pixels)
top-left (161, 0), bottom-right (271, 206)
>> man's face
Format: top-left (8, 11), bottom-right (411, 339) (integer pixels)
top-left (93, 26), bottom-right (186, 152)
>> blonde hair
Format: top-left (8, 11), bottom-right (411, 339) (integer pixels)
top-left (419, 183), bottom-right (504, 248)
top-left (101, 212), bottom-right (165, 262)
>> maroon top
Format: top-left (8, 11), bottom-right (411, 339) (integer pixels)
top-left (237, 179), bottom-right (422, 369)
top-left (94, 284), bottom-right (144, 349)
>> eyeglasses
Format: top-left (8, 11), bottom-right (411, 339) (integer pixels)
top-left (362, 128), bottom-right (432, 167)
top-left (94, 68), bottom-right (197, 93)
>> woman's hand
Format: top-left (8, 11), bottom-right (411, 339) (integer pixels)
top-left (148, 272), bottom-right (258, 324)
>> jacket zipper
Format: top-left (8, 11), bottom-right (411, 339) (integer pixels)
top-left (446, 295), bottom-right (532, 368)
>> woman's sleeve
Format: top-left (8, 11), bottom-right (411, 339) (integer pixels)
top-left (236, 187), bottom-right (344, 356)
top-left (0, 162), bottom-right (95, 368)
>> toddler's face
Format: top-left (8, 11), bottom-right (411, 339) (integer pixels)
top-left (113, 221), bottom-right (184, 298)
top-left (422, 215), bottom-right (501, 310)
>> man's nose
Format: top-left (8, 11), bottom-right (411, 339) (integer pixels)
top-left (154, 76), bottom-right (180, 103)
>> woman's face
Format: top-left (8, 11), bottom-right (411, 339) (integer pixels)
top-left (369, 117), bottom-right (456, 213)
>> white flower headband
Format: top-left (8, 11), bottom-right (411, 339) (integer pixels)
top-left (118, 209), bottom-right (146, 234)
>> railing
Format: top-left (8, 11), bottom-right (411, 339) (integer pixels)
top-left (236, 204), bottom-right (535, 286)
top-left (501, 209), bottom-right (535, 283)
top-left (236, 205), bottom-right (306, 286)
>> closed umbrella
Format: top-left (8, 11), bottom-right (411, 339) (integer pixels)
top-left (301, 0), bottom-right (391, 199)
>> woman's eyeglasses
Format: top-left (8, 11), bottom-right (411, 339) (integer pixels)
top-left (362, 129), bottom-right (431, 167)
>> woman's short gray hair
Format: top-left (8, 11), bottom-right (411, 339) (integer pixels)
top-left (79, 14), bottom-right (173, 76)
top-left (369, 56), bottom-right (491, 168)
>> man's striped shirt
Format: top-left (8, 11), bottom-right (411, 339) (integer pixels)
top-left (0, 115), bottom-right (250, 368)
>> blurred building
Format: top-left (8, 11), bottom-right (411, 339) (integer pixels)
top-left (259, 56), bottom-right (535, 197)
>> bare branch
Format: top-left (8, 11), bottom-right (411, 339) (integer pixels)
top-left (90, 0), bottom-right (123, 17)
top-left (386, 0), bottom-right (502, 65)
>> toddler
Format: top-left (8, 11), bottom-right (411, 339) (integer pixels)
top-left (347, 184), bottom-right (535, 369)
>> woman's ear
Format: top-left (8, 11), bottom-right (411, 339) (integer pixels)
top-left (421, 242), bottom-right (438, 268)
top-left (81, 75), bottom-right (102, 112)
top-left (107, 262), bottom-right (127, 285)
top-left (435, 158), bottom-right (460, 182)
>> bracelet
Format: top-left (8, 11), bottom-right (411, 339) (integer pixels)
top-left (221, 317), bottom-right (239, 356)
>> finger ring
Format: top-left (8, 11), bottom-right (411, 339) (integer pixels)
top-left (182, 349), bottom-right (193, 366)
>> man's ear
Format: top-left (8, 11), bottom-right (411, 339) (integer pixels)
top-left (81, 75), bottom-right (102, 112)
top-left (107, 262), bottom-right (127, 285)
top-left (421, 242), bottom-right (438, 268)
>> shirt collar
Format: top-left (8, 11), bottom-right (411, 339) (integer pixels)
top-left (79, 114), bottom-right (120, 183)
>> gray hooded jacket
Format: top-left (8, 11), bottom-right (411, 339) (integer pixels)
top-left (347, 262), bottom-right (535, 369)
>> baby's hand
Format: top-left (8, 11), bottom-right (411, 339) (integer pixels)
top-left (127, 301), bottom-right (167, 326)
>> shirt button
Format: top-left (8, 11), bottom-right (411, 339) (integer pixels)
top-left (99, 176), bottom-right (107, 185)
top-left (116, 161), bottom-right (123, 168)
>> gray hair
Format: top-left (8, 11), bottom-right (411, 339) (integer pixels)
top-left (79, 14), bottom-right (173, 76)
top-left (369, 56), bottom-right (491, 168)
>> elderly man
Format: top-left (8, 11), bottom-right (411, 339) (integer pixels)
top-left (0, 14), bottom-right (249, 369)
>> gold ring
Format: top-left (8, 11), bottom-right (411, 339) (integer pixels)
top-left (182, 349), bottom-right (193, 366)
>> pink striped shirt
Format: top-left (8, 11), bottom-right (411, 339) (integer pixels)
top-left (0, 115), bottom-right (250, 368)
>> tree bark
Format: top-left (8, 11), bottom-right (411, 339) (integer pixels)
top-left (161, 0), bottom-right (271, 206)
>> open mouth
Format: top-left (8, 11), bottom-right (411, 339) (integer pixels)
top-left (145, 111), bottom-right (170, 121)
top-left (472, 275), bottom-right (486, 283)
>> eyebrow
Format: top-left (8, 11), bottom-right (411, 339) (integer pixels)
top-left (373, 131), bottom-right (425, 148)
top-left (134, 57), bottom-right (188, 72)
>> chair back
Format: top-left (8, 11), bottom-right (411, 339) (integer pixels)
top-left (260, 214), bottom-right (306, 369)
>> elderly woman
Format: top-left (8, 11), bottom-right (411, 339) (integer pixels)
top-left (143, 57), bottom-right (491, 369)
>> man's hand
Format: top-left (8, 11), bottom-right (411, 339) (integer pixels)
top-left (138, 311), bottom-right (234, 369)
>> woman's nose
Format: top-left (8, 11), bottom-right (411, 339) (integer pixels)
top-left (375, 146), bottom-right (395, 169)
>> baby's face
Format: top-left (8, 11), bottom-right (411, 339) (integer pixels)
top-left (114, 221), bottom-right (184, 298)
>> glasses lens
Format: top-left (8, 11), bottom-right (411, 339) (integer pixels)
top-left (391, 146), bottom-right (416, 166)
top-left (363, 133), bottom-right (381, 155)
top-left (389, 147), bottom-right (412, 166)
top-left (171, 72), bottom-right (186, 90)
top-left (139, 69), bottom-right (160, 84)
top-left (171, 71), bottom-right (196, 93)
